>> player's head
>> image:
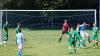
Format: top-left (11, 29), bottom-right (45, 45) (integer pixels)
top-left (64, 19), bottom-right (67, 23)
top-left (19, 29), bottom-right (21, 33)
top-left (70, 27), bottom-right (74, 31)
top-left (83, 22), bottom-right (86, 25)
top-left (77, 23), bottom-right (80, 26)
top-left (17, 22), bottom-right (21, 27)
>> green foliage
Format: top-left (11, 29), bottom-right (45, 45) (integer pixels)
top-left (0, 0), bottom-right (64, 9)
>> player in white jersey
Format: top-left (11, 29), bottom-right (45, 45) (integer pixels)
top-left (16, 29), bottom-right (25, 56)
top-left (79, 22), bottom-right (90, 48)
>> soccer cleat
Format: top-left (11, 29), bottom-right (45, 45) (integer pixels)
top-left (88, 41), bottom-right (91, 43)
top-left (58, 40), bottom-right (61, 42)
top-left (58, 38), bottom-right (62, 42)
top-left (69, 52), bottom-right (73, 54)
top-left (83, 44), bottom-right (87, 47)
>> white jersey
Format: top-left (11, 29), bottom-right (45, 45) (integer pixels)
top-left (16, 32), bottom-right (23, 44)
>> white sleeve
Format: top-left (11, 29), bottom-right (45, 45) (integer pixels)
top-left (80, 24), bottom-right (82, 26)
top-left (22, 33), bottom-right (23, 38)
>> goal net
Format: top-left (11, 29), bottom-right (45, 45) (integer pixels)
top-left (1, 10), bottom-right (96, 30)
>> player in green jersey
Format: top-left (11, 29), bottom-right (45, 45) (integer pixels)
top-left (91, 23), bottom-right (98, 48)
top-left (16, 22), bottom-right (21, 34)
top-left (2, 21), bottom-right (8, 46)
top-left (68, 28), bottom-right (76, 54)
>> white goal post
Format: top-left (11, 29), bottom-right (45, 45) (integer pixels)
top-left (0, 11), bottom-right (2, 44)
top-left (1, 9), bottom-right (97, 24)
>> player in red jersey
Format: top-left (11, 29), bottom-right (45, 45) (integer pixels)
top-left (58, 19), bottom-right (70, 42)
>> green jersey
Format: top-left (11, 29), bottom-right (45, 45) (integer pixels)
top-left (3, 24), bottom-right (8, 34)
top-left (76, 27), bottom-right (81, 40)
top-left (68, 31), bottom-right (76, 41)
top-left (91, 26), bottom-right (98, 40)
top-left (16, 27), bottom-right (20, 34)
top-left (2, 24), bottom-right (8, 41)
top-left (68, 30), bottom-right (76, 46)
top-left (92, 26), bottom-right (98, 35)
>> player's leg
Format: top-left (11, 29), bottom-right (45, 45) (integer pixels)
top-left (76, 32), bottom-right (81, 47)
top-left (68, 41), bottom-right (73, 54)
top-left (91, 35), bottom-right (95, 48)
top-left (58, 32), bottom-right (64, 42)
top-left (91, 40), bottom-right (95, 48)
top-left (1, 33), bottom-right (7, 47)
top-left (95, 40), bottom-right (98, 47)
top-left (18, 44), bottom-right (22, 56)
top-left (6, 34), bottom-right (8, 42)
top-left (3, 34), bottom-right (8, 47)
top-left (85, 32), bottom-right (91, 43)
top-left (65, 32), bottom-right (69, 42)
top-left (80, 31), bottom-right (85, 48)
top-left (95, 36), bottom-right (98, 47)
top-left (73, 41), bottom-right (76, 54)
top-left (2, 41), bottom-right (7, 47)
top-left (4, 34), bottom-right (8, 46)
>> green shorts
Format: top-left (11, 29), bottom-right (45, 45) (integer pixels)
top-left (91, 34), bottom-right (98, 41)
top-left (68, 40), bottom-right (76, 46)
top-left (2, 33), bottom-right (8, 41)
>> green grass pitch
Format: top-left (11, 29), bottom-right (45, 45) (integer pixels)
top-left (0, 28), bottom-right (100, 56)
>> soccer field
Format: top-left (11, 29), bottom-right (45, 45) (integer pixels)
top-left (0, 29), bottom-right (100, 56)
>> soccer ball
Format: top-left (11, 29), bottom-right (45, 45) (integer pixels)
top-left (3, 41), bottom-right (6, 44)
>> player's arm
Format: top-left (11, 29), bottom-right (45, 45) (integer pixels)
top-left (68, 26), bottom-right (70, 32)
top-left (15, 36), bottom-right (17, 45)
top-left (86, 23), bottom-right (90, 26)
top-left (22, 33), bottom-right (26, 43)
top-left (23, 38), bottom-right (26, 42)
top-left (62, 25), bottom-right (65, 31)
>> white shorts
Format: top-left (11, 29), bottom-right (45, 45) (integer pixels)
top-left (18, 44), bottom-right (22, 49)
top-left (80, 31), bottom-right (89, 40)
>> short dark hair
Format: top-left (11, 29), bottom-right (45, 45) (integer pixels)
top-left (19, 29), bottom-right (21, 32)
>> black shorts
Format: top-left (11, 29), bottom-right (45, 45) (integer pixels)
top-left (68, 40), bottom-right (76, 47)
top-left (62, 31), bottom-right (68, 34)
top-left (78, 32), bottom-right (80, 35)
top-left (72, 41), bottom-right (76, 46)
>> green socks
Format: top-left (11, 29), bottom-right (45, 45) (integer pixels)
top-left (69, 48), bottom-right (72, 54)
top-left (74, 48), bottom-right (76, 54)
top-left (69, 48), bottom-right (76, 54)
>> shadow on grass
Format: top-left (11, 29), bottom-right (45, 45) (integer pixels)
top-left (23, 55), bottom-right (32, 56)
top-left (80, 46), bottom-right (100, 49)
top-left (23, 54), bottom-right (38, 56)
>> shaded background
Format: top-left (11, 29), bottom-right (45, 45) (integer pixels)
top-left (0, 0), bottom-right (98, 10)
top-left (0, 0), bottom-right (99, 28)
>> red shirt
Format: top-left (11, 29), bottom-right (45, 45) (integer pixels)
top-left (62, 23), bottom-right (69, 32)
